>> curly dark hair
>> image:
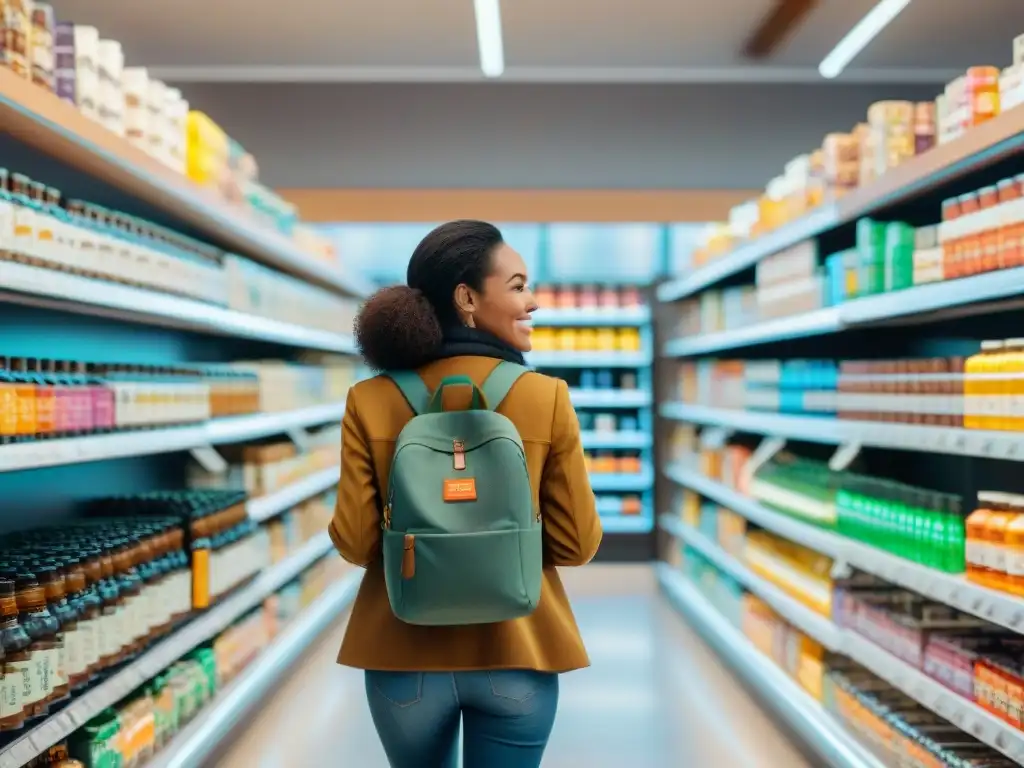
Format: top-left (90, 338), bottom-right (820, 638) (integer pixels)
top-left (354, 220), bottom-right (504, 371)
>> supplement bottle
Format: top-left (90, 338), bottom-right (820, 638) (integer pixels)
top-left (0, 358), bottom-right (17, 443)
top-left (0, 577), bottom-right (30, 732)
top-left (982, 497), bottom-right (1021, 592)
top-left (1004, 339), bottom-right (1024, 432)
top-left (29, 564), bottom-right (71, 705)
top-left (1003, 500), bottom-right (1024, 596)
top-left (967, 493), bottom-right (999, 583)
top-left (9, 569), bottom-right (60, 719)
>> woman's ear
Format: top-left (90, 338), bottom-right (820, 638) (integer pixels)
top-left (453, 283), bottom-right (476, 317)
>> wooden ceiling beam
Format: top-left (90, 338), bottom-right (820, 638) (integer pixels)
top-left (743, 0), bottom-right (820, 59)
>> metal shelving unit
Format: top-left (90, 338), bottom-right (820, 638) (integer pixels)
top-left (657, 564), bottom-right (884, 768)
top-left (662, 266), bottom-right (1024, 357)
top-left (661, 516), bottom-right (842, 651)
top-left (146, 569), bottom-right (362, 768)
top-left (246, 466), bottom-right (341, 524)
top-left (657, 104), bottom-right (1024, 304)
top-left (659, 525), bottom-right (1024, 765)
top-left (0, 262), bottom-right (357, 353)
top-left (0, 68), bottom-right (369, 298)
top-left (0, 534), bottom-right (347, 768)
top-left (533, 305), bottom-right (656, 533)
top-left (662, 462), bottom-right (1024, 634)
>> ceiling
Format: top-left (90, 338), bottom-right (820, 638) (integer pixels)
top-left (49, 0), bottom-right (1024, 83)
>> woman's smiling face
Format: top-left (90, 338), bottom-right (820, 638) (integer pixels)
top-left (456, 244), bottom-right (538, 351)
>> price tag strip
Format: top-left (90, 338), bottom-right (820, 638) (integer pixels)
top-left (661, 403), bottom-right (1024, 463)
top-left (0, 402), bottom-right (347, 474)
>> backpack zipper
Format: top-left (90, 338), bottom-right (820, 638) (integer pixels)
top-left (453, 440), bottom-right (466, 470)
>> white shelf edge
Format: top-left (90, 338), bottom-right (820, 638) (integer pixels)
top-left (568, 389), bottom-right (652, 408)
top-left (656, 564), bottom-right (884, 768)
top-left (531, 306), bottom-right (651, 327)
top-left (0, 262), bottom-right (357, 353)
top-left (663, 463), bottom-right (1024, 634)
top-left (147, 568), bottom-right (362, 768)
top-left (0, 401), bottom-right (347, 473)
top-left (656, 204), bottom-right (839, 303)
top-left (0, 533), bottom-right (337, 768)
top-left (599, 514), bottom-right (653, 533)
top-left (246, 466), bottom-right (341, 524)
top-left (659, 267), bottom-right (1024, 357)
top-left (660, 516), bottom-right (842, 651)
top-left (662, 463), bottom-right (844, 557)
top-left (658, 402), bottom-right (1024, 462)
top-left (528, 351), bottom-right (653, 368)
top-left (580, 430), bottom-right (653, 450)
top-left (589, 468), bottom-right (654, 493)
top-left (660, 531), bottom-right (1024, 764)
top-left (663, 307), bottom-right (842, 357)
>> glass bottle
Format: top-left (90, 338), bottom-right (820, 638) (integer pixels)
top-left (0, 577), bottom-right (30, 731)
top-left (8, 569), bottom-right (59, 719)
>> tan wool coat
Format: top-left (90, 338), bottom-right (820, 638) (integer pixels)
top-left (329, 356), bottom-right (603, 672)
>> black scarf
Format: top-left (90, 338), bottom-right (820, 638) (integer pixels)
top-left (433, 325), bottom-right (527, 366)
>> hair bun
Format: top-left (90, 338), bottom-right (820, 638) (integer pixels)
top-left (354, 285), bottom-right (444, 371)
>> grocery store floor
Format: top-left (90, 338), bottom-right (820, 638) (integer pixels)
top-left (214, 565), bottom-right (814, 768)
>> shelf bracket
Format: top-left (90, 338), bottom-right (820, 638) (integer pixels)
top-left (740, 436), bottom-right (786, 487)
top-left (701, 426), bottom-right (734, 450)
top-left (286, 427), bottom-right (311, 454)
top-left (190, 445), bottom-right (229, 474)
top-left (828, 441), bottom-right (861, 472)
top-left (829, 558), bottom-right (854, 580)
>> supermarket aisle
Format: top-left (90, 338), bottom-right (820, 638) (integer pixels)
top-left (214, 565), bottom-right (813, 768)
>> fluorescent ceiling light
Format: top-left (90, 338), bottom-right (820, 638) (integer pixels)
top-left (473, 0), bottom-right (504, 78)
top-left (819, 0), bottom-right (912, 79)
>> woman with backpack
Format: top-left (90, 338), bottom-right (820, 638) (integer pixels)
top-left (329, 219), bottom-right (603, 768)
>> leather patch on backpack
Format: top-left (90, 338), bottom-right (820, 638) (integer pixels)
top-left (443, 478), bottom-right (477, 502)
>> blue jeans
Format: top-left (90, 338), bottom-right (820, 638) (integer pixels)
top-left (365, 670), bottom-right (559, 768)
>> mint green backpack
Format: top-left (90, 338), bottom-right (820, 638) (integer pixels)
top-left (382, 362), bottom-right (543, 626)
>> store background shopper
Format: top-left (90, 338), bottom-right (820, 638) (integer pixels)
top-left (329, 219), bottom-right (603, 768)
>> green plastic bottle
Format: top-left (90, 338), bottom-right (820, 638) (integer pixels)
top-left (943, 495), bottom-right (967, 574)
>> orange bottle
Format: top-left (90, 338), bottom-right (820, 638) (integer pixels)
top-left (1004, 494), bottom-right (1024, 595)
top-left (983, 495), bottom-right (1021, 592)
top-left (981, 340), bottom-right (1005, 431)
top-left (967, 492), bottom-right (998, 584)
top-left (964, 342), bottom-right (997, 429)
top-left (1007, 338), bottom-right (1024, 431)
top-left (0, 357), bottom-right (17, 441)
top-left (11, 358), bottom-right (37, 439)
top-left (31, 358), bottom-right (56, 437)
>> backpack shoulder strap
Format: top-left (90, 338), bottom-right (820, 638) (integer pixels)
top-left (385, 371), bottom-right (431, 415)
top-left (481, 361), bottom-right (529, 412)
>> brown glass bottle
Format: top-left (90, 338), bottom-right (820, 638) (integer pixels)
top-left (110, 537), bottom-right (142, 656)
top-left (95, 544), bottom-right (125, 669)
top-left (9, 570), bottom-right (59, 719)
top-left (57, 554), bottom-right (92, 690)
top-left (32, 565), bottom-right (70, 705)
top-left (38, 560), bottom-right (85, 694)
top-left (75, 548), bottom-right (103, 679)
top-left (0, 577), bottom-right (30, 731)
